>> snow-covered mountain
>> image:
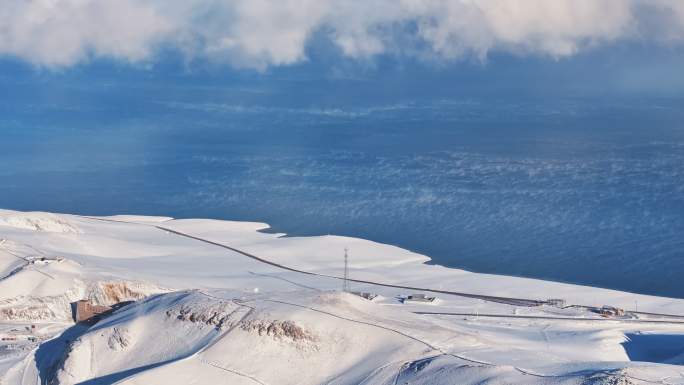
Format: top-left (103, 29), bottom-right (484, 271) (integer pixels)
top-left (1, 209), bottom-right (684, 385)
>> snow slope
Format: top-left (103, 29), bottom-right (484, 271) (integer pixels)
top-left (1, 209), bottom-right (684, 385)
top-left (0, 210), bottom-right (82, 234)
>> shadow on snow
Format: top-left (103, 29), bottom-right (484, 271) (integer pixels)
top-left (622, 333), bottom-right (684, 364)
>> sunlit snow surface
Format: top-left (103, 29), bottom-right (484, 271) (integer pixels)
top-left (2, 95), bottom-right (684, 297)
top-left (3, 209), bottom-right (684, 385)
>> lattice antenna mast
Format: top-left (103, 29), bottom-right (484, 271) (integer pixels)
top-left (343, 247), bottom-right (349, 292)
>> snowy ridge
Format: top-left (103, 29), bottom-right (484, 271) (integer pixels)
top-left (1, 209), bottom-right (684, 385)
top-left (0, 210), bottom-right (82, 234)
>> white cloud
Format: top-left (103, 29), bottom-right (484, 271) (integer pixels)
top-left (0, 0), bottom-right (683, 69)
top-left (0, 0), bottom-right (172, 66)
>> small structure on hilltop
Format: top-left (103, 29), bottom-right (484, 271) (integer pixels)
top-left (73, 300), bottom-right (113, 323)
top-left (403, 293), bottom-right (436, 304)
top-left (342, 247), bottom-right (350, 292)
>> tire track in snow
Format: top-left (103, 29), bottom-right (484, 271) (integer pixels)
top-left (201, 360), bottom-right (268, 385)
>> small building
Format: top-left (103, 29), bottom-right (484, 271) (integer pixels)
top-left (403, 293), bottom-right (436, 304)
top-left (73, 300), bottom-right (112, 323)
top-left (28, 256), bottom-right (64, 265)
top-left (351, 291), bottom-right (378, 301)
top-left (546, 299), bottom-right (566, 308)
top-left (598, 306), bottom-right (625, 317)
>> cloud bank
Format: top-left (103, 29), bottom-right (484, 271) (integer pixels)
top-left (1, 0), bottom-right (683, 69)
